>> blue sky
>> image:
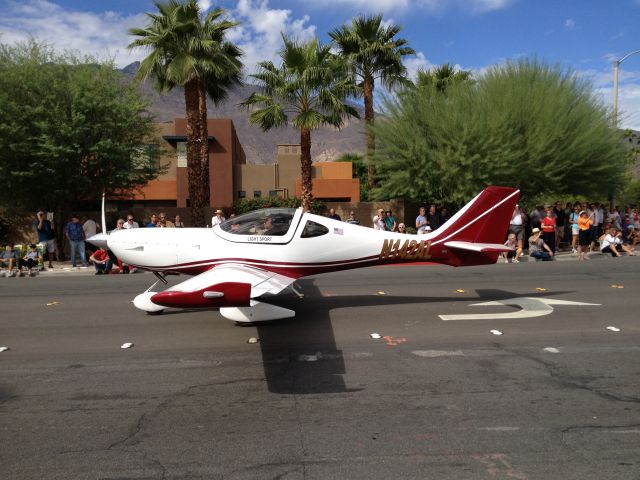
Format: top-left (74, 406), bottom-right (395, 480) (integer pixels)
top-left (2, 0), bottom-right (640, 128)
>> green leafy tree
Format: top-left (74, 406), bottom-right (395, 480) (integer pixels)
top-left (329, 14), bottom-right (414, 190)
top-left (129, 0), bottom-right (243, 226)
top-left (0, 40), bottom-right (162, 239)
top-left (241, 35), bottom-right (359, 211)
top-left (413, 63), bottom-right (473, 93)
top-left (371, 59), bottom-right (628, 204)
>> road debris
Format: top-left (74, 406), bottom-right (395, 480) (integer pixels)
top-left (543, 347), bottom-right (560, 353)
top-left (377, 291), bottom-right (386, 296)
top-left (0, 347), bottom-right (9, 353)
top-left (535, 287), bottom-right (547, 292)
top-left (606, 326), bottom-right (621, 332)
top-left (298, 353), bottom-right (321, 362)
top-left (490, 329), bottom-right (503, 335)
top-left (45, 301), bottom-right (61, 307)
top-left (370, 333), bottom-right (382, 339)
top-left (610, 285), bottom-right (624, 289)
top-left (456, 289), bottom-right (466, 293)
top-left (383, 335), bottom-right (406, 346)
top-left (247, 337), bottom-right (259, 344)
top-left (120, 343), bottom-right (134, 349)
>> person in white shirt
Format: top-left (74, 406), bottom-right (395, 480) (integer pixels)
top-left (372, 208), bottom-right (385, 230)
top-left (600, 227), bottom-right (636, 257)
top-left (83, 217), bottom-right (99, 238)
top-left (123, 215), bottom-right (139, 229)
top-left (211, 209), bottom-right (225, 228)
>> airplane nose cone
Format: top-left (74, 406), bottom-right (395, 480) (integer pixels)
top-left (87, 233), bottom-right (109, 249)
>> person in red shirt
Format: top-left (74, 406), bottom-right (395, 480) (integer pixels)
top-left (89, 248), bottom-right (112, 275)
top-left (541, 206), bottom-right (557, 253)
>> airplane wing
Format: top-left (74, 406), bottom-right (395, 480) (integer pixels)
top-left (134, 264), bottom-right (296, 311)
top-left (444, 241), bottom-right (513, 253)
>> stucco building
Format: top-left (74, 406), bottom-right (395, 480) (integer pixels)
top-left (124, 119), bottom-right (359, 209)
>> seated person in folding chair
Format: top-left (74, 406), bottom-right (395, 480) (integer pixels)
top-left (0, 244), bottom-right (19, 277)
top-left (22, 244), bottom-right (41, 277)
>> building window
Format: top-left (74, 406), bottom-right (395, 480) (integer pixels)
top-left (238, 190), bottom-right (246, 198)
top-left (132, 143), bottom-right (160, 170)
top-left (269, 190), bottom-right (278, 197)
top-left (253, 190), bottom-right (261, 198)
top-left (285, 147), bottom-right (289, 153)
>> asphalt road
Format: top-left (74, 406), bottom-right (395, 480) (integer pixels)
top-left (1, 258), bottom-right (639, 479)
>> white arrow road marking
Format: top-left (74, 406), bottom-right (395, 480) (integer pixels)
top-left (439, 297), bottom-right (600, 321)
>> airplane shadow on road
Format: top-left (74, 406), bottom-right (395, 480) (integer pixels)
top-left (254, 282), bottom-right (570, 395)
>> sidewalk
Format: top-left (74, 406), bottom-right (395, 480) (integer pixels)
top-left (31, 261), bottom-right (145, 277)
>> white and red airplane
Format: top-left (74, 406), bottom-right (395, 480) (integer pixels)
top-left (89, 186), bottom-right (520, 323)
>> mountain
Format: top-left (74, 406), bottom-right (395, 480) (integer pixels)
top-left (120, 62), bottom-right (365, 165)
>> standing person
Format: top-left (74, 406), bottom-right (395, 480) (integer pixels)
top-left (426, 205), bottom-right (441, 231)
top-left (158, 212), bottom-right (174, 228)
top-left (541, 206), bottom-right (557, 253)
top-left (594, 202), bottom-right (605, 240)
top-left (327, 208), bottom-right (341, 221)
top-left (384, 210), bottom-right (397, 232)
top-left (528, 228), bottom-right (554, 261)
top-left (586, 204), bottom-right (597, 253)
top-left (211, 209), bottom-right (225, 227)
top-left (577, 210), bottom-right (592, 260)
top-left (123, 215), bottom-right (139, 229)
top-left (174, 215), bottom-right (185, 228)
top-left (553, 201), bottom-right (565, 249)
top-left (83, 217), bottom-right (99, 239)
top-left (373, 209), bottom-right (385, 230)
top-left (529, 205), bottom-right (543, 230)
top-left (569, 205), bottom-right (580, 254)
top-left (439, 207), bottom-right (451, 225)
top-left (345, 211), bottom-right (360, 225)
top-left (65, 214), bottom-right (87, 268)
top-left (34, 211), bottom-right (57, 269)
top-left (416, 207), bottom-right (429, 234)
top-left (509, 205), bottom-right (525, 259)
top-left (146, 214), bottom-right (158, 228)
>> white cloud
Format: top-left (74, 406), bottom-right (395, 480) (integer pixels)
top-left (0, 0), bottom-right (147, 67)
top-left (197, 0), bottom-right (212, 12)
top-left (230, 0), bottom-right (317, 75)
top-left (304, 0), bottom-right (513, 15)
top-left (565, 18), bottom-right (575, 30)
top-left (0, 0), bottom-right (317, 77)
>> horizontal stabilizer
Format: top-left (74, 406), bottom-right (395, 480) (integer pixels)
top-left (444, 241), bottom-right (513, 253)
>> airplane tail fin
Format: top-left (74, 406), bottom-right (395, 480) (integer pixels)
top-left (430, 186), bottom-right (520, 266)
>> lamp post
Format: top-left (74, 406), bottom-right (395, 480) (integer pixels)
top-left (613, 49), bottom-right (640, 127)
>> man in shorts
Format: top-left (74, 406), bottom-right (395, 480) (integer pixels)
top-left (34, 211), bottom-right (57, 269)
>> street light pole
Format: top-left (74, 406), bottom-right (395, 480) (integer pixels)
top-left (612, 49), bottom-right (640, 127)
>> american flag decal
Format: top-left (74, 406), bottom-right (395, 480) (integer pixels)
top-left (333, 227), bottom-right (344, 235)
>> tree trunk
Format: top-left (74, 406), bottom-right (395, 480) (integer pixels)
top-left (300, 127), bottom-right (313, 212)
top-left (184, 78), bottom-right (210, 227)
top-left (364, 73), bottom-right (376, 191)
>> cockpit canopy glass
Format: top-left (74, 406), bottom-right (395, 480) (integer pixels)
top-left (219, 208), bottom-right (296, 237)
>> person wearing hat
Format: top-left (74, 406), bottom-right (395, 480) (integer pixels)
top-left (211, 209), bottom-right (226, 228)
top-left (528, 228), bottom-right (554, 261)
top-left (577, 210), bottom-right (592, 260)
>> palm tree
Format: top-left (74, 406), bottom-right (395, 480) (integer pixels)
top-left (241, 35), bottom-right (359, 211)
top-left (414, 63), bottom-right (473, 93)
top-left (128, 0), bottom-right (242, 226)
top-left (329, 14), bottom-right (415, 190)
